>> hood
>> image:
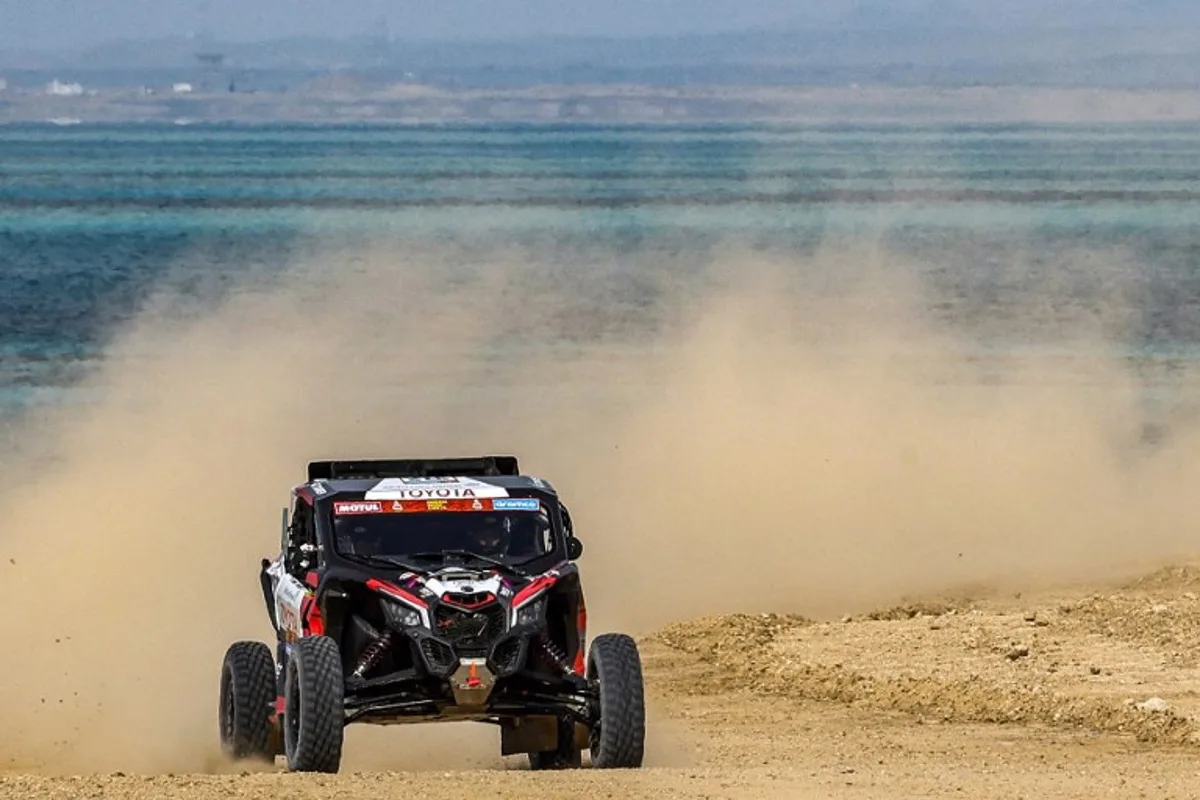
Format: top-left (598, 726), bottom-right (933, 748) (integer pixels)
top-left (391, 565), bottom-right (519, 605)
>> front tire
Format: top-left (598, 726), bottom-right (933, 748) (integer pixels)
top-left (282, 635), bottom-right (344, 773)
top-left (586, 633), bottom-right (645, 769)
top-left (219, 641), bottom-right (276, 762)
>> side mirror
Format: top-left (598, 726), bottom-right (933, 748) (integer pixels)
top-left (566, 537), bottom-right (584, 560)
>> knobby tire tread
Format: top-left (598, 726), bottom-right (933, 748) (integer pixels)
top-left (220, 641), bottom-right (275, 761)
top-left (284, 635), bottom-right (344, 773)
top-left (588, 633), bottom-right (646, 769)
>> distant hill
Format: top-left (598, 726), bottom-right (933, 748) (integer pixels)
top-left (3, 1), bottom-right (1200, 89)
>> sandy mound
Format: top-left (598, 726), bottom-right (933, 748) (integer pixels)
top-left (651, 564), bottom-right (1200, 746)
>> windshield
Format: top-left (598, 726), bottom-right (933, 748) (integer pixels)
top-left (329, 497), bottom-right (555, 566)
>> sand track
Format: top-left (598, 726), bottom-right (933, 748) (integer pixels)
top-left (5, 563), bottom-right (1200, 799)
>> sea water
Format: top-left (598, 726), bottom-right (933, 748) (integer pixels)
top-left (3, 122), bottom-right (1200, 423)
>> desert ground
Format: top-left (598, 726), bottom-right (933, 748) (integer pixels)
top-left (3, 244), bottom-right (1200, 798)
top-left (5, 562), bottom-right (1200, 799)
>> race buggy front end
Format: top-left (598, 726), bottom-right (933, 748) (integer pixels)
top-left (218, 456), bottom-right (646, 772)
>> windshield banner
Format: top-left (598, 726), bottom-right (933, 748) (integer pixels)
top-left (334, 497), bottom-right (540, 515)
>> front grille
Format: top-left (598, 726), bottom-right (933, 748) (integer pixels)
top-left (490, 637), bottom-right (524, 675)
top-left (419, 638), bottom-right (457, 675)
top-left (434, 602), bottom-right (507, 652)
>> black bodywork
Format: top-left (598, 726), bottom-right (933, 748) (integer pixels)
top-left (260, 456), bottom-right (592, 755)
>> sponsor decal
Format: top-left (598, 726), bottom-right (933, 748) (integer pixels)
top-left (277, 578), bottom-right (307, 610)
top-left (334, 500), bottom-right (384, 515)
top-left (310, 481), bottom-right (328, 496)
top-left (365, 476), bottom-right (509, 501)
top-left (492, 498), bottom-right (540, 511)
top-left (416, 499), bottom-right (511, 512)
top-left (387, 486), bottom-right (505, 500)
top-left (274, 574), bottom-right (309, 641)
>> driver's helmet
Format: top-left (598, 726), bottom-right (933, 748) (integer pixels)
top-left (469, 515), bottom-right (511, 556)
top-left (339, 524), bottom-right (383, 556)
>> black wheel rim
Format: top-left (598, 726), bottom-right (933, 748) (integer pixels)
top-left (589, 717), bottom-right (601, 755)
top-left (587, 657), bottom-right (602, 755)
top-left (284, 662), bottom-right (300, 759)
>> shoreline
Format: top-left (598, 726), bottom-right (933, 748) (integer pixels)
top-left (5, 85), bottom-right (1200, 124)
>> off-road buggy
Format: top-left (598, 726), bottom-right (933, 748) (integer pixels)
top-left (218, 456), bottom-right (645, 772)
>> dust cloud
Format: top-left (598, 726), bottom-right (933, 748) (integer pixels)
top-left (0, 236), bottom-right (1198, 774)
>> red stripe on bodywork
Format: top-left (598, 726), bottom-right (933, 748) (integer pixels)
top-left (301, 595), bottom-right (325, 636)
top-left (441, 592), bottom-right (497, 610)
top-left (512, 575), bottom-right (557, 608)
top-left (367, 578), bottom-right (429, 609)
top-left (575, 593), bottom-right (588, 674)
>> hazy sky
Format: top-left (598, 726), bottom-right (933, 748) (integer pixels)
top-left (0, 0), bottom-right (816, 51)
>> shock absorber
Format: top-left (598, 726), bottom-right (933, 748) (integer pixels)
top-left (536, 635), bottom-right (575, 676)
top-left (352, 630), bottom-right (399, 680)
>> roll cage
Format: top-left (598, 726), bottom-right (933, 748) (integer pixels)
top-left (275, 456), bottom-right (580, 584)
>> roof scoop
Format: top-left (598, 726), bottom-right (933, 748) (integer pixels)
top-left (307, 456), bottom-right (520, 481)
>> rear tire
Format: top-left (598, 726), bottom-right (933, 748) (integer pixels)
top-left (527, 716), bottom-right (582, 770)
top-left (282, 635), bottom-right (345, 773)
top-left (586, 633), bottom-right (645, 769)
top-left (219, 641), bottom-right (276, 762)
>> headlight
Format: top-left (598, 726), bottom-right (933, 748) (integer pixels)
top-left (382, 599), bottom-right (424, 629)
top-left (515, 596), bottom-right (547, 627)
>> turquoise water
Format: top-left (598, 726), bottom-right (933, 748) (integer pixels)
top-left (3, 122), bottom-right (1200, 415)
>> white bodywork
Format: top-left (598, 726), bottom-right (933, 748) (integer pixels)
top-left (422, 573), bottom-right (503, 597)
top-left (266, 556), bottom-right (309, 641)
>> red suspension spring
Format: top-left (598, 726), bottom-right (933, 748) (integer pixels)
top-left (537, 636), bottom-right (575, 676)
top-left (353, 630), bottom-right (398, 679)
